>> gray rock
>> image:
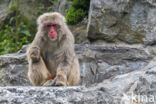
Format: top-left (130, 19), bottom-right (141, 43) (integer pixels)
top-left (0, 44), bottom-right (156, 103)
top-left (88, 0), bottom-right (156, 44)
top-left (0, 53), bottom-right (29, 86)
top-left (0, 59), bottom-right (156, 103)
top-left (0, 44), bottom-right (152, 86)
top-left (0, 0), bottom-right (11, 25)
top-left (0, 86), bottom-right (111, 104)
top-left (69, 18), bottom-right (90, 44)
top-left (53, 0), bottom-right (71, 16)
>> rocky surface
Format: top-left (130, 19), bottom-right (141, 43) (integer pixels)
top-left (0, 86), bottom-right (110, 104)
top-left (0, 56), bottom-right (156, 103)
top-left (0, 44), bottom-right (156, 103)
top-left (70, 18), bottom-right (89, 44)
top-left (0, 44), bottom-right (152, 86)
top-left (88, 0), bottom-right (156, 44)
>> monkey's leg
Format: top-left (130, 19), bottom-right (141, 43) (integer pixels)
top-left (53, 54), bottom-right (75, 86)
top-left (43, 68), bottom-right (68, 86)
top-left (28, 58), bottom-right (52, 86)
top-left (66, 58), bottom-right (80, 86)
top-left (55, 70), bottom-right (68, 86)
top-left (49, 65), bottom-right (70, 86)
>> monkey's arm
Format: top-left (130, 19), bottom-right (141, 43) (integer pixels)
top-left (27, 46), bottom-right (52, 86)
top-left (27, 35), bottom-right (43, 62)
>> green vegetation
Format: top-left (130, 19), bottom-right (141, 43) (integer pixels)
top-left (0, 13), bottom-right (35, 55)
top-left (0, 0), bottom-right (36, 55)
top-left (66, 0), bottom-right (90, 25)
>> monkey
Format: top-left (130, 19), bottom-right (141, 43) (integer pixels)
top-left (27, 12), bottom-right (80, 86)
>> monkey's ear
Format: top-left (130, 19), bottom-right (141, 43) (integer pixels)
top-left (62, 15), bottom-right (66, 23)
top-left (37, 13), bottom-right (48, 25)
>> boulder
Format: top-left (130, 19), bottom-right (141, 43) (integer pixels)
top-left (88, 0), bottom-right (156, 44)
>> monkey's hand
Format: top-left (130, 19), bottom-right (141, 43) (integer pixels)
top-left (29, 47), bottom-right (40, 63)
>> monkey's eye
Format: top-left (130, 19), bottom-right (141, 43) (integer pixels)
top-left (52, 24), bottom-right (57, 27)
top-left (45, 24), bottom-right (52, 28)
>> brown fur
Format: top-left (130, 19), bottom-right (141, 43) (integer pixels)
top-left (27, 12), bottom-right (80, 86)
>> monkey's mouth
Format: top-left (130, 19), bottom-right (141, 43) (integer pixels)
top-left (48, 32), bottom-right (58, 40)
top-left (49, 32), bottom-right (56, 39)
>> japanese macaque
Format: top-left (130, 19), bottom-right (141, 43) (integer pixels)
top-left (27, 12), bottom-right (80, 86)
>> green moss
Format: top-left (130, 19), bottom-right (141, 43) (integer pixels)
top-left (95, 19), bottom-right (100, 33)
top-left (0, 68), bottom-right (5, 74)
top-left (0, 68), bottom-right (5, 84)
top-left (118, 25), bottom-right (145, 43)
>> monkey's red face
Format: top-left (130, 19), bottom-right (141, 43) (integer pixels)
top-left (45, 22), bottom-right (58, 39)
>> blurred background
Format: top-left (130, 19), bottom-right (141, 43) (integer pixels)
top-left (1, 0), bottom-right (156, 55)
top-left (0, 0), bottom-right (90, 55)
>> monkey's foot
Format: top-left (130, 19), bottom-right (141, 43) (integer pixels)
top-left (55, 81), bottom-right (66, 86)
top-left (43, 79), bottom-right (56, 86)
top-left (54, 71), bottom-right (67, 86)
top-left (43, 79), bottom-right (66, 86)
